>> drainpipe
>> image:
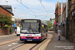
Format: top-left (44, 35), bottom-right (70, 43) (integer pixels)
top-left (66, 0), bottom-right (68, 39)
top-left (61, 0), bottom-right (63, 35)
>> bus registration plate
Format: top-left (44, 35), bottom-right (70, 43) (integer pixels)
top-left (27, 40), bottom-right (32, 41)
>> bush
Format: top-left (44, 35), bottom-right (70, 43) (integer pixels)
top-left (2, 26), bottom-right (9, 28)
top-left (0, 14), bottom-right (14, 28)
top-left (9, 27), bottom-right (13, 33)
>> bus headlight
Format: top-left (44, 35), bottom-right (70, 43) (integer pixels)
top-left (20, 36), bottom-right (23, 38)
top-left (37, 37), bottom-right (41, 39)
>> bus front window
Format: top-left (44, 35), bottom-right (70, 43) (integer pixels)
top-left (21, 23), bottom-right (40, 33)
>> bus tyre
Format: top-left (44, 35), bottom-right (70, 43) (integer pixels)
top-left (24, 41), bottom-right (26, 44)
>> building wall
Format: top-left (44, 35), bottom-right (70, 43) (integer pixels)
top-left (58, 15), bottom-right (61, 22)
top-left (55, 2), bottom-right (59, 22)
top-left (62, 6), bottom-right (66, 36)
top-left (55, 2), bottom-right (66, 22)
top-left (0, 28), bottom-right (10, 35)
top-left (50, 19), bottom-right (55, 27)
top-left (0, 7), bottom-right (12, 16)
top-left (68, 0), bottom-right (75, 42)
top-left (0, 7), bottom-right (13, 35)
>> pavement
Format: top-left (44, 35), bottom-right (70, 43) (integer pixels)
top-left (0, 33), bottom-right (16, 38)
top-left (46, 31), bottom-right (75, 50)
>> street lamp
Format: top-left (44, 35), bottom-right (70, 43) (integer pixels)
top-left (66, 0), bottom-right (68, 18)
top-left (61, 0), bottom-right (63, 23)
top-left (5, 0), bottom-right (8, 4)
top-left (14, 7), bottom-right (17, 23)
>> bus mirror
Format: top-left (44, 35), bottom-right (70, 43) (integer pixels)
top-left (42, 25), bottom-right (44, 28)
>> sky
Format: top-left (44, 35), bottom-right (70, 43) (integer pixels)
top-left (0, 0), bottom-right (66, 20)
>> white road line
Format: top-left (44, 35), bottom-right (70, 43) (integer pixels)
top-left (8, 45), bottom-right (11, 46)
top-left (12, 43), bottom-right (17, 45)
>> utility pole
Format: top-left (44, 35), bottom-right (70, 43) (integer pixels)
top-left (61, 0), bottom-right (63, 23)
top-left (14, 7), bottom-right (17, 23)
top-left (66, 0), bottom-right (68, 39)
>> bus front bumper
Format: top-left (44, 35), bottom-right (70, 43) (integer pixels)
top-left (20, 39), bottom-right (41, 41)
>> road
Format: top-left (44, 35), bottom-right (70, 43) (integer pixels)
top-left (0, 31), bottom-right (53, 50)
top-left (0, 35), bottom-right (19, 43)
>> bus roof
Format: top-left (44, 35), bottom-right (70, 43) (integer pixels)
top-left (21, 19), bottom-right (48, 25)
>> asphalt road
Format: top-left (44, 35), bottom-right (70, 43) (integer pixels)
top-left (0, 35), bottom-right (19, 43)
top-left (0, 31), bottom-right (53, 50)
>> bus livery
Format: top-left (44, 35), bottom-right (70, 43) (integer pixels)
top-left (20, 19), bottom-right (48, 41)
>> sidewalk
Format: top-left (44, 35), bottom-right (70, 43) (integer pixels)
top-left (0, 33), bottom-right (16, 38)
top-left (46, 31), bottom-right (75, 50)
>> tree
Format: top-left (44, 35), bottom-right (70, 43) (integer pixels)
top-left (0, 14), bottom-right (14, 28)
top-left (47, 21), bottom-right (52, 29)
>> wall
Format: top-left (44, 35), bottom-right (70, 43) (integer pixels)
top-left (0, 28), bottom-right (10, 35)
top-left (0, 7), bottom-right (13, 35)
top-left (0, 7), bottom-right (12, 16)
top-left (68, 0), bottom-right (75, 42)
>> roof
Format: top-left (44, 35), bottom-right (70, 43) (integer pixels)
top-left (0, 5), bottom-right (14, 15)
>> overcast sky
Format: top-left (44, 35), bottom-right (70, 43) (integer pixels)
top-left (0, 0), bottom-right (66, 20)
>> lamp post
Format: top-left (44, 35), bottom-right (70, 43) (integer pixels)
top-left (66, 0), bottom-right (68, 18)
top-left (5, 0), bottom-right (8, 4)
top-left (14, 7), bottom-right (17, 23)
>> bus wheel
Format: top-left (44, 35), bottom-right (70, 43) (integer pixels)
top-left (24, 41), bottom-right (26, 44)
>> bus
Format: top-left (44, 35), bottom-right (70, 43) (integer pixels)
top-left (20, 19), bottom-right (48, 41)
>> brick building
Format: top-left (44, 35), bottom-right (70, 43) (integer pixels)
top-left (68, 0), bottom-right (75, 42)
top-left (0, 5), bottom-right (13, 27)
top-left (0, 5), bottom-right (13, 16)
top-left (0, 5), bottom-right (14, 35)
top-left (55, 2), bottom-right (66, 33)
top-left (62, 6), bottom-right (66, 36)
top-left (55, 2), bottom-right (66, 22)
top-left (15, 18), bottom-right (22, 26)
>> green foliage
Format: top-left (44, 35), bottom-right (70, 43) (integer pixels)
top-left (2, 26), bottom-right (9, 28)
top-left (47, 21), bottom-right (52, 29)
top-left (9, 26), bottom-right (13, 33)
top-left (0, 14), bottom-right (14, 28)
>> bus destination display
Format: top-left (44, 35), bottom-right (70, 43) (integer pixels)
top-left (24, 20), bottom-right (37, 22)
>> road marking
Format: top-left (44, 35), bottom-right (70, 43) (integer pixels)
top-left (39, 34), bottom-right (53, 50)
top-left (39, 39), bottom-right (51, 50)
top-left (32, 34), bottom-right (53, 50)
top-left (0, 38), bottom-right (19, 46)
top-left (9, 44), bottom-right (24, 50)
top-left (41, 39), bottom-right (51, 50)
top-left (32, 39), bottom-right (47, 50)
top-left (12, 43), bottom-right (17, 45)
top-left (15, 44), bottom-right (36, 50)
top-left (8, 45), bottom-right (11, 46)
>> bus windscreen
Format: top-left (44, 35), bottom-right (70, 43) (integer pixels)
top-left (21, 23), bottom-right (39, 33)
